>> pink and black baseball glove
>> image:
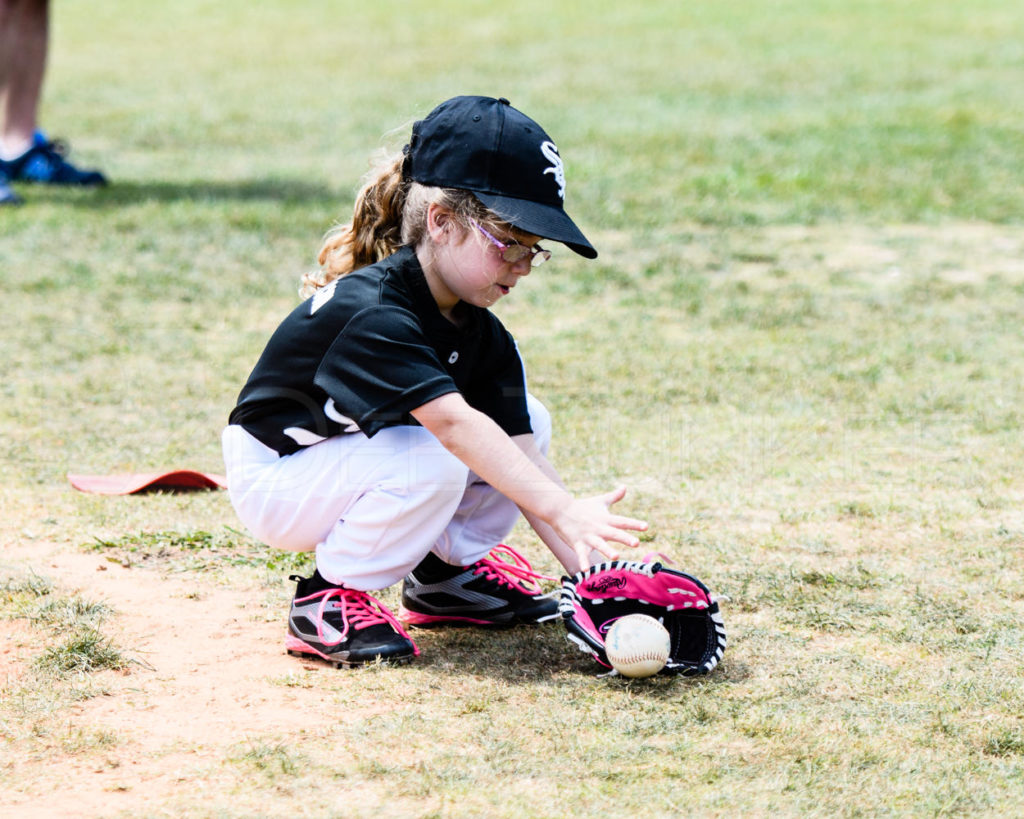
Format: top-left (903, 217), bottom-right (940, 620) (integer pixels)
top-left (559, 559), bottom-right (726, 676)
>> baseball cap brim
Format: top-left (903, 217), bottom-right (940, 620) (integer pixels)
top-left (474, 192), bottom-right (598, 259)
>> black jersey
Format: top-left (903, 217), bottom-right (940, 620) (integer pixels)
top-left (229, 246), bottom-right (532, 455)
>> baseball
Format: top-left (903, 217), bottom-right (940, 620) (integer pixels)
top-left (605, 614), bottom-right (671, 678)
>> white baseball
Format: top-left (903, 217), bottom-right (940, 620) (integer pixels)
top-left (605, 614), bottom-right (671, 678)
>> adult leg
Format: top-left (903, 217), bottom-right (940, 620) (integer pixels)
top-left (0, 0), bottom-right (105, 186)
top-left (0, 0), bottom-right (48, 157)
top-left (0, 0), bottom-right (45, 202)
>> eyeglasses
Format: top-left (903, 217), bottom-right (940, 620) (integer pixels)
top-left (472, 221), bottom-right (551, 267)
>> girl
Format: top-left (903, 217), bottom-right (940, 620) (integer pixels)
top-left (222, 96), bottom-right (647, 667)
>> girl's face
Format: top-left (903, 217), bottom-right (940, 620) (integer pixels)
top-left (419, 205), bottom-right (543, 318)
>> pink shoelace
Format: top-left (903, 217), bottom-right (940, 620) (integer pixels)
top-left (472, 544), bottom-right (557, 594)
top-left (308, 587), bottom-right (418, 653)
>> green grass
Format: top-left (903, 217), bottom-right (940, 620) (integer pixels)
top-left (88, 527), bottom-right (312, 573)
top-left (33, 628), bottom-right (127, 677)
top-left (1, 573), bottom-right (125, 674)
top-left (1, 574), bottom-right (54, 613)
top-left (3, 0), bottom-right (1024, 815)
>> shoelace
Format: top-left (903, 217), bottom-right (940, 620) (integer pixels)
top-left (309, 587), bottom-right (415, 648)
top-left (42, 137), bottom-right (69, 158)
top-left (472, 544), bottom-right (557, 594)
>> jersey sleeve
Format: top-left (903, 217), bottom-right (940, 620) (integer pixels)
top-left (314, 305), bottom-right (458, 437)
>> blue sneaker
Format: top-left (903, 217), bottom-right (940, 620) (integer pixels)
top-left (0, 169), bottom-right (21, 205)
top-left (0, 131), bottom-right (107, 186)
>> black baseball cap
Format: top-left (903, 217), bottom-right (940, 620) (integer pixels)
top-left (403, 95), bottom-right (597, 259)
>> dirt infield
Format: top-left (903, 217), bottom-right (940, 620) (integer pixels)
top-left (4, 537), bottom-right (292, 813)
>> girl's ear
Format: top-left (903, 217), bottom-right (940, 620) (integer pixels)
top-left (425, 203), bottom-right (455, 244)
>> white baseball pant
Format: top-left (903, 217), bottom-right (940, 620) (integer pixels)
top-left (221, 395), bottom-right (551, 590)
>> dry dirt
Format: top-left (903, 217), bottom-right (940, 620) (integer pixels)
top-left (1, 529), bottom-right (348, 817)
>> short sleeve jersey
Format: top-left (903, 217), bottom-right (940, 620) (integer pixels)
top-left (228, 246), bottom-right (532, 455)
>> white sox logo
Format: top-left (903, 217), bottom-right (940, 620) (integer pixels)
top-left (540, 141), bottom-right (565, 200)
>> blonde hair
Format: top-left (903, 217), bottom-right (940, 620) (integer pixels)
top-left (300, 150), bottom-right (507, 298)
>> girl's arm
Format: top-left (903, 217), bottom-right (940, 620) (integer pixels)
top-left (510, 431), bottom-right (627, 572)
top-left (411, 392), bottom-right (646, 572)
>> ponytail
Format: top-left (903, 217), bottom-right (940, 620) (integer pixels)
top-left (300, 150), bottom-right (507, 299)
top-left (300, 151), bottom-right (408, 298)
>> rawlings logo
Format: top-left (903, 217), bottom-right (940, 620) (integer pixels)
top-left (586, 576), bottom-right (626, 594)
top-left (540, 141), bottom-right (566, 200)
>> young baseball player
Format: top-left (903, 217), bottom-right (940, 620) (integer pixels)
top-left (222, 95), bottom-right (647, 667)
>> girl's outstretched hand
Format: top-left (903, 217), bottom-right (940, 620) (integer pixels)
top-left (552, 486), bottom-right (648, 572)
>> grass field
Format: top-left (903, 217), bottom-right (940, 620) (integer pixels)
top-left (3, 1), bottom-right (1024, 816)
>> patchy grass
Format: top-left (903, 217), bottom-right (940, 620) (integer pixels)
top-left (0, 571), bottom-right (129, 762)
top-left (1, 574), bottom-right (54, 617)
top-left (228, 739), bottom-right (303, 779)
top-left (3, 0), bottom-right (1024, 815)
top-left (88, 528), bottom-right (312, 574)
top-left (33, 629), bottom-right (127, 677)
